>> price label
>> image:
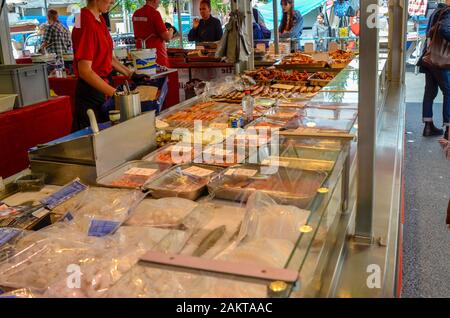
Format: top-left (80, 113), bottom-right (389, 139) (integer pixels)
top-left (41, 179), bottom-right (87, 210)
top-left (256, 43), bottom-right (266, 52)
top-left (312, 52), bottom-right (329, 62)
top-left (329, 42), bottom-right (339, 53)
top-left (225, 168), bottom-right (258, 177)
top-left (125, 167), bottom-right (158, 176)
top-left (88, 219), bottom-right (121, 237)
top-left (209, 123), bottom-right (229, 129)
top-left (169, 145), bottom-right (193, 153)
top-left (32, 208), bottom-right (50, 219)
top-left (304, 42), bottom-right (314, 53)
top-left (182, 166), bottom-right (214, 178)
top-left (0, 228), bottom-right (21, 246)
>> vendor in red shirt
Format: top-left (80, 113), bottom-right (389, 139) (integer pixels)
top-left (71, 0), bottom-right (136, 131)
top-left (132, 0), bottom-right (174, 67)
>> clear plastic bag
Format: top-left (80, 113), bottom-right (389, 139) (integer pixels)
top-left (242, 191), bottom-right (311, 244)
top-left (60, 187), bottom-right (147, 234)
top-left (145, 163), bottom-right (223, 201)
top-left (208, 163), bottom-right (327, 209)
top-left (125, 197), bottom-right (199, 227)
top-left (42, 226), bottom-right (175, 298)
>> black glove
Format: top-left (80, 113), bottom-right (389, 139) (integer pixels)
top-left (131, 72), bottom-right (150, 85)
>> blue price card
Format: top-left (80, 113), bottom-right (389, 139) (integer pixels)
top-left (40, 179), bottom-right (87, 209)
top-left (0, 228), bottom-right (22, 247)
top-left (88, 219), bottom-right (121, 237)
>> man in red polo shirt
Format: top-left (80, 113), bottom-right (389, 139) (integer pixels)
top-left (132, 0), bottom-right (174, 67)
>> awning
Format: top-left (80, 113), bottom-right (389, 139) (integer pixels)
top-left (257, 0), bottom-right (327, 30)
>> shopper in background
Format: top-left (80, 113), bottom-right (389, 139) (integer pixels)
top-left (132, 0), bottom-right (174, 67)
top-left (253, 6), bottom-right (271, 40)
top-left (279, 0), bottom-right (304, 39)
top-left (312, 13), bottom-right (329, 52)
top-left (418, 0), bottom-right (450, 139)
top-left (40, 9), bottom-right (71, 61)
top-left (188, 0), bottom-right (223, 43)
top-left (72, 0), bottom-right (143, 130)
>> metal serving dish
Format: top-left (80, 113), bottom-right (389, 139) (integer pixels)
top-left (96, 160), bottom-right (171, 189)
top-left (144, 163), bottom-right (223, 200)
top-left (207, 164), bottom-right (328, 208)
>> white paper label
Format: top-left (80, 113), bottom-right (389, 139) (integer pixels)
top-left (169, 145), bottom-right (193, 153)
top-left (32, 208), bottom-right (50, 219)
top-left (304, 42), bottom-right (314, 53)
top-left (225, 168), bottom-right (258, 177)
top-left (125, 167), bottom-right (158, 176)
top-left (329, 42), bottom-right (339, 53)
top-left (209, 123), bottom-right (229, 129)
top-left (183, 166), bottom-right (214, 178)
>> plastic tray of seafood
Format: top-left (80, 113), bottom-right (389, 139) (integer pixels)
top-left (142, 142), bottom-right (197, 165)
top-left (96, 161), bottom-right (172, 189)
top-left (144, 163), bottom-right (223, 200)
top-left (207, 164), bottom-right (328, 208)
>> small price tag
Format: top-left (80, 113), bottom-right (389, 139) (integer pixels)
top-left (125, 167), bottom-right (158, 176)
top-left (182, 166), bottom-right (214, 178)
top-left (329, 42), bottom-right (339, 53)
top-left (209, 123), bottom-right (229, 129)
top-left (170, 145), bottom-right (193, 153)
top-left (88, 219), bottom-right (121, 237)
top-left (41, 179), bottom-right (87, 210)
top-left (32, 208), bottom-right (50, 219)
top-left (304, 42), bottom-right (314, 53)
top-left (256, 43), bottom-right (266, 52)
top-left (225, 168), bottom-right (258, 177)
top-left (312, 52), bottom-right (329, 62)
top-left (0, 228), bottom-right (21, 246)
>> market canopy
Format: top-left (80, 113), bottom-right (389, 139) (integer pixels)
top-left (257, 0), bottom-right (327, 30)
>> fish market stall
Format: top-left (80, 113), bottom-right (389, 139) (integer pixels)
top-left (0, 53), bottom-right (360, 298)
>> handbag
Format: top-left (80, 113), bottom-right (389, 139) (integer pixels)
top-left (422, 7), bottom-right (450, 69)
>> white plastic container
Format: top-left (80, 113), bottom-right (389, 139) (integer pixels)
top-left (131, 49), bottom-right (157, 75)
top-left (0, 94), bottom-right (17, 114)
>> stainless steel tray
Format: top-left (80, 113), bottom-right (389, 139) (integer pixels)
top-left (96, 160), bottom-right (171, 189)
top-left (144, 163), bottom-right (223, 200)
top-left (207, 164), bottom-right (328, 208)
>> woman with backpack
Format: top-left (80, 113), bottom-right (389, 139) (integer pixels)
top-left (418, 0), bottom-right (450, 139)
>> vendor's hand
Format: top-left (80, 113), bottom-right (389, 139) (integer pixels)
top-left (107, 87), bottom-right (116, 97)
top-left (193, 18), bottom-right (200, 29)
top-left (131, 72), bottom-right (150, 85)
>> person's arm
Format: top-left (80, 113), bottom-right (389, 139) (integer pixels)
top-left (153, 11), bottom-right (173, 42)
top-left (188, 24), bottom-right (199, 42)
top-left (214, 18), bottom-right (223, 41)
top-left (439, 11), bottom-right (450, 42)
top-left (289, 11), bottom-right (304, 38)
top-left (78, 60), bottom-right (116, 96)
top-left (112, 56), bottom-right (133, 78)
top-left (40, 25), bottom-right (52, 50)
top-left (312, 23), bottom-right (318, 38)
